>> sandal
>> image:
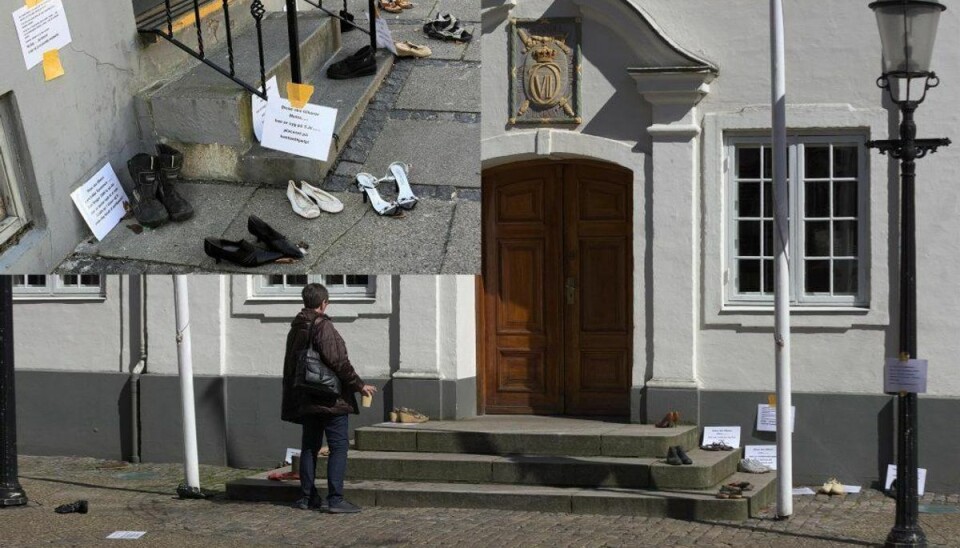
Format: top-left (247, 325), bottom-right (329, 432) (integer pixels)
top-left (395, 41), bottom-right (432, 58)
top-left (398, 407), bottom-right (429, 423)
top-left (395, 0), bottom-right (414, 8)
top-left (717, 485), bottom-right (743, 499)
top-left (379, 0), bottom-right (402, 13)
top-left (423, 13), bottom-right (472, 42)
top-left (356, 173), bottom-right (401, 217)
top-left (385, 162), bottom-right (419, 210)
top-left (727, 481), bottom-right (753, 491)
top-left (701, 441), bottom-right (734, 451)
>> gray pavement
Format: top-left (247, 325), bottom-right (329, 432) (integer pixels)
top-left (57, 9), bottom-right (480, 275)
top-left (3, 455), bottom-right (960, 547)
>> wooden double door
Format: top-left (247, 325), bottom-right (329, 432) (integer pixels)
top-left (481, 161), bottom-right (633, 416)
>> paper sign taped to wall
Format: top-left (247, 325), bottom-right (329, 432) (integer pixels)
top-left (744, 444), bottom-right (777, 470)
top-left (12, 0), bottom-right (72, 69)
top-left (252, 76), bottom-right (280, 142)
top-left (261, 99), bottom-right (337, 162)
top-left (375, 15), bottom-right (398, 55)
top-left (884, 358), bottom-right (928, 394)
top-left (701, 426), bottom-right (741, 448)
top-left (885, 464), bottom-right (927, 496)
top-left (70, 163), bottom-right (130, 241)
top-left (756, 404), bottom-right (795, 432)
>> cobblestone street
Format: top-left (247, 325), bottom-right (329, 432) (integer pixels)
top-left (2, 456), bottom-right (959, 547)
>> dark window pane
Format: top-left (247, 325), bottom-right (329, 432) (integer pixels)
top-left (739, 260), bottom-right (761, 292)
top-left (266, 275), bottom-right (284, 286)
top-left (12, 275), bottom-right (24, 286)
top-left (834, 146), bottom-right (858, 178)
top-left (62, 275), bottom-right (78, 286)
top-left (834, 221), bottom-right (858, 256)
top-left (288, 275), bottom-right (308, 286)
top-left (738, 147), bottom-right (761, 179)
top-left (805, 181), bottom-right (830, 217)
top-left (27, 275), bottom-right (46, 286)
top-left (834, 181), bottom-right (858, 217)
top-left (805, 146), bottom-right (830, 178)
top-left (805, 260), bottom-right (830, 292)
top-left (763, 220), bottom-right (773, 256)
top-left (762, 259), bottom-right (774, 294)
top-left (80, 275), bottom-right (100, 286)
top-left (346, 275), bottom-right (369, 285)
top-left (805, 221), bottom-right (831, 257)
top-left (738, 182), bottom-right (760, 217)
top-left (739, 221), bottom-right (761, 256)
top-left (834, 260), bottom-right (858, 295)
top-left (763, 181), bottom-right (773, 217)
top-left (763, 147), bottom-right (789, 179)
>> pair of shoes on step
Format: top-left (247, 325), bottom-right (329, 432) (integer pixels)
top-left (654, 410), bottom-right (680, 428)
top-left (356, 163), bottom-right (419, 217)
top-left (388, 407), bottom-right (429, 423)
top-left (127, 144), bottom-right (195, 228)
top-left (204, 215), bottom-right (303, 267)
top-left (287, 180), bottom-right (344, 219)
top-left (738, 458), bottom-right (772, 474)
top-left (716, 482), bottom-right (752, 499)
top-left (665, 445), bottom-right (692, 466)
top-left (328, 46), bottom-right (377, 80)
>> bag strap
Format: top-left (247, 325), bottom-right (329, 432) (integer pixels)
top-left (305, 316), bottom-right (324, 352)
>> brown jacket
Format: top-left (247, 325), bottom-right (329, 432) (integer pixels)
top-left (281, 308), bottom-right (365, 424)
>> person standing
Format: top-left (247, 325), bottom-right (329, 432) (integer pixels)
top-left (282, 283), bottom-right (377, 513)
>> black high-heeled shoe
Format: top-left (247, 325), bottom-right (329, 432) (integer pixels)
top-left (247, 215), bottom-right (303, 259)
top-left (203, 237), bottom-right (284, 267)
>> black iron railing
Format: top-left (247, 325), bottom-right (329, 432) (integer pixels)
top-left (137, 0), bottom-right (378, 101)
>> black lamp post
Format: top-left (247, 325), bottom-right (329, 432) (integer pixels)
top-left (0, 276), bottom-right (27, 508)
top-left (866, 1), bottom-right (950, 546)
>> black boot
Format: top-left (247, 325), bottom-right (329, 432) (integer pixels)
top-left (54, 500), bottom-right (88, 514)
top-left (676, 446), bottom-right (693, 465)
top-left (127, 154), bottom-right (169, 228)
top-left (155, 144), bottom-right (195, 222)
top-left (665, 446), bottom-right (683, 466)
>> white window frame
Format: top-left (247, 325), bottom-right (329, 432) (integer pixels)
top-left (250, 275), bottom-right (376, 300)
top-left (725, 134), bottom-right (869, 308)
top-left (0, 106), bottom-right (29, 247)
top-left (12, 274), bottom-right (105, 300)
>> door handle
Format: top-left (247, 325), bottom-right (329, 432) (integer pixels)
top-left (565, 277), bottom-right (576, 305)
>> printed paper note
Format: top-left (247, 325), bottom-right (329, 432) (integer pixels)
top-left (885, 464), bottom-right (927, 497)
top-left (12, 0), bottom-right (72, 69)
top-left (701, 426), bottom-right (741, 448)
top-left (884, 358), bottom-right (928, 394)
top-left (744, 444), bottom-right (777, 470)
top-left (756, 404), bottom-right (795, 433)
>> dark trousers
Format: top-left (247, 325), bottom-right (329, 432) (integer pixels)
top-left (299, 413), bottom-right (349, 504)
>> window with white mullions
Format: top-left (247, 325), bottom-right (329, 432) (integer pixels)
top-left (252, 275), bottom-right (375, 299)
top-left (727, 136), bottom-right (867, 307)
top-left (13, 274), bottom-right (104, 298)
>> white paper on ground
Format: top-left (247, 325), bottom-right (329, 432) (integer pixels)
top-left (884, 358), bottom-right (928, 393)
top-left (70, 163), bottom-right (130, 241)
top-left (252, 76), bottom-right (280, 143)
top-left (885, 464), bottom-right (927, 497)
top-left (756, 404), bottom-right (795, 433)
top-left (284, 448), bottom-right (301, 464)
top-left (106, 531), bottom-right (146, 540)
top-left (744, 445), bottom-right (777, 470)
top-left (842, 485), bottom-right (862, 494)
top-left (701, 426), bottom-right (741, 448)
top-left (375, 15), bottom-right (398, 55)
top-left (12, 0), bottom-right (72, 70)
top-left (792, 487), bottom-right (816, 495)
top-left (261, 99), bottom-right (337, 162)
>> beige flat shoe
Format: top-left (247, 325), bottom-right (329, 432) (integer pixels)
top-left (395, 41), bottom-right (432, 58)
top-left (398, 407), bottom-right (429, 423)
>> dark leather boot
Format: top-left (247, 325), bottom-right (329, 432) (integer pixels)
top-left (665, 446), bottom-right (682, 466)
top-left (676, 446), bottom-right (693, 465)
top-left (155, 144), bottom-right (194, 222)
top-left (127, 154), bottom-right (168, 228)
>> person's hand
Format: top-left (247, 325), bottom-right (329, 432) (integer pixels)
top-left (361, 385), bottom-right (377, 397)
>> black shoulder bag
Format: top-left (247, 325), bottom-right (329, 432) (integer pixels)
top-left (293, 318), bottom-right (342, 397)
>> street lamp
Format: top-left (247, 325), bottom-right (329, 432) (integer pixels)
top-left (866, 1), bottom-right (951, 546)
top-left (0, 276), bottom-right (28, 508)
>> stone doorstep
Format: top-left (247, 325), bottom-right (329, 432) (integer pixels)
top-left (225, 472), bottom-right (777, 520)
top-left (353, 423), bottom-right (700, 458)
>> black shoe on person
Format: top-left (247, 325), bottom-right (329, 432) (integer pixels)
top-left (325, 500), bottom-right (362, 514)
top-left (127, 154), bottom-right (169, 228)
top-left (327, 47), bottom-right (376, 80)
top-left (155, 144), bottom-right (195, 222)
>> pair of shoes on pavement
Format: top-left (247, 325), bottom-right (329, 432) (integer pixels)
top-left (292, 496), bottom-right (361, 513)
top-left (127, 144), bottom-right (194, 228)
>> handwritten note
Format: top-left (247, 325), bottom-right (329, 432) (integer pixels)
top-left (884, 358), bottom-right (928, 394)
top-left (252, 76), bottom-right (280, 142)
top-left (756, 404), bottom-right (795, 433)
top-left (12, 0), bottom-right (72, 69)
top-left (261, 99), bottom-right (337, 162)
top-left (70, 163), bottom-right (129, 241)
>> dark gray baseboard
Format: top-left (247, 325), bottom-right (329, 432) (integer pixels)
top-left (392, 376), bottom-right (477, 421)
top-left (645, 385), bottom-right (701, 426)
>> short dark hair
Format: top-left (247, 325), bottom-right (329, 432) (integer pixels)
top-left (302, 283), bottom-right (329, 309)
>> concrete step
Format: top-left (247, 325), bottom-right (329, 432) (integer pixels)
top-left (239, 28), bottom-right (394, 186)
top-left (226, 470), bottom-right (777, 520)
top-left (315, 447), bottom-right (740, 490)
top-left (138, 12), bottom-right (339, 168)
top-left (354, 419), bottom-right (700, 458)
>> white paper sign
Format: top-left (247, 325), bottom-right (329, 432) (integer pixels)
top-left (793, 487), bottom-right (816, 495)
top-left (284, 448), bottom-right (301, 465)
top-left (884, 358), bottom-right (928, 394)
top-left (261, 99), bottom-right (337, 162)
top-left (843, 485), bottom-right (862, 494)
top-left (885, 464), bottom-right (927, 497)
top-left (375, 15), bottom-right (398, 55)
top-left (70, 163), bottom-right (130, 241)
top-left (744, 445), bottom-right (778, 470)
top-left (702, 426), bottom-right (741, 448)
top-left (106, 531), bottom-right (146, 540)
top-left (756, 404), bottom-right (795, 433)
top-left (12, 0), bottom-right (73, 70)
top-left (252, 76), bottom-right (280, 143)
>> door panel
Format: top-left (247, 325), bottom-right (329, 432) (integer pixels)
top-left (483, 161), bottom-right (631, 416)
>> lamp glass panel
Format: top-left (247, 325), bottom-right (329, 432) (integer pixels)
top-left (874, 3), bottom-right (943, 73)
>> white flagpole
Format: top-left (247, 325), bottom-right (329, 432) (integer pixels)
top-left (174, 275), bottom-right (201, 496)
top-left (770, 0), bottom-right (793, 518)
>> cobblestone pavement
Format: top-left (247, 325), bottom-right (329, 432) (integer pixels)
top-left (2, 456), bottom-right (959, 547)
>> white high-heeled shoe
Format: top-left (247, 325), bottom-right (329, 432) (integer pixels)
top-left (356, 173), bottom-right (400, 217)
top-left (299, 180), bottom-right (344, 213)
top-left (287, 181), bottom-right (321, 219)
top-left (386, 162), bottom-right (419, 210)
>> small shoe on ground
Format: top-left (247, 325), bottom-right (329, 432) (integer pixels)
top-left (676, 446), bottom-right (693, 465)
top-left (716, 485), bottom-right (743, 499)
top-left (127, 153), bottom-right (169, 228)
top-left (389, 408), bottom-right (399, 422)
top-left (739, 458), bottom-right (772, 474)
top-left (379, 0), bottom-right (402, 13)
top-left (395, 41), bottom-right (432, 58)
top-left (356, 173), bottom-right (401, 216)
top-left (287, 180), bottom-right (321, 219)
top-left (727, 481), bottom-right (753, 491)
top-left (701, 441), bottom-right (734, 451)
top-left (665, 445), bottom-right (683, 466)
top-left (423, 13), bottom-right (472, 42)
top-left (819, 478), bottom-right (845, 496)
top-left (385, 162), bottom-right (419, 210)
top-left (54, 500), bottom-right (89, 514)
top-left (298, 180), bottom-right (344, 213)
top-left (339, 9), bottom-right (355, 32)
top-left (654, 410), bottom-right (679, 428)
top-left (203, 237), bottom-right (284, 267)
top-left (155, 144), bottom-right (195, 222)
top-left (328, 46), bottom-right (377, 79)
top-left (268, 470), bottom-right (300, 481)
top-left (247, 215), bottom-right (303, 259)
top-left (325, 500), bottom-right (362, 514)
top-left (395, 0), bottom-right (414, 8)
top-left (398, 407), bottom-right (429, 423)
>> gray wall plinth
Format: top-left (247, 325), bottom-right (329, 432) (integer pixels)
top-left (645, 386), bottom-right (700, 427)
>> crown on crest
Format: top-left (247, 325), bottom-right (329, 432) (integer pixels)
top-left (531, 45), bottom-right (557, 63)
